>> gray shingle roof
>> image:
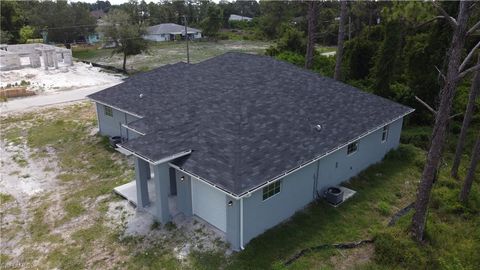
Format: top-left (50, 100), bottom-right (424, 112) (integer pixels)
top-left (146, 23), bottom-right (201, 35)
top-left (88, 53), bottom-right (413, 196)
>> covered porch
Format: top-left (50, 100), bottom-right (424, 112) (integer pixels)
top-left (113, 158), bottom-right (180, 223)
top-left (113, 178), bottom-right (181, 219)
top-left (112, 157), bottom-right (227, 240)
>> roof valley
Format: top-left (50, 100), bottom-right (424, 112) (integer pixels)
top-left (88, 52), bottom-right (413, 196)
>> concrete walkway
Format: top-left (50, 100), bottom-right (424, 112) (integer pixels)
top-left (0, 82), bottom-right (121, 115)
top-left (114, 179), bottom-right (181, 218)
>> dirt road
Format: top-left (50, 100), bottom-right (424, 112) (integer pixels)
top-left (0, 82), bottom-right (120, 114)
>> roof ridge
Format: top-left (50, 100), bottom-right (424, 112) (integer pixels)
top-left (88, 52), bottom-right (414, 196)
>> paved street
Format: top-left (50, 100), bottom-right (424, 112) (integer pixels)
top-left (0, 82), bottom-right (120, 114)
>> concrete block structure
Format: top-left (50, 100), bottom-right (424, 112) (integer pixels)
top-left (0, 43), bottom-right (73, 71)
top-left (88, 53), bottom-right (414, 250)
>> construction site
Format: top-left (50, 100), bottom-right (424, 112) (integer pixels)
top-left (0, 43), bottom-right (73, 71)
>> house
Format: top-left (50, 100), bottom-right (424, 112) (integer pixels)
top-left (87, 53), bottom-right (413, 250)
top-left (87, 10), bottom-right (106, 44)
top-left (86, 33), bottom-right (101, 44)
top-left (229, 14), bottom-right (253, 22)
top-left (144, 23), bottom-right (202, 42)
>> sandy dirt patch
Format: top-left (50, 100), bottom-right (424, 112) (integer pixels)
top-left (1, 103), bottom-right (229, 269)
top-left (0, 62), bottom-right (124, 93)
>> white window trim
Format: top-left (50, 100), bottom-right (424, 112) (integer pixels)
top-left (381, 125), bottom-right (389, 143)
top-left (104, 105), bottom-right (113, 117)
top-left (347, 141), bottom-right (359, 156)
top-left (262, 180), bottom-right (281, 201)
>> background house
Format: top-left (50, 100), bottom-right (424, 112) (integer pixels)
top-left (88, 53), bottom-right (413, 250)
top-left (229, 14), bottom-right (253, 22)
top-left (87, 10), bottom-right (106, 44)
top-left (144, 23), bottom-right (202, 42)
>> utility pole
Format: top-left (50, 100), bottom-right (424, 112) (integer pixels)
top-left (183, 15), bottom-right (190, 64)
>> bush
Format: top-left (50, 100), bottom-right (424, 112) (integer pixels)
top-left (312, 54), bottom-right (335, 77)
top-left (374, 230), bottom-right (430, 269)
top-left (274, 51), bottom-right (304, 66)
top-left (384, 144), bottom-right (417, 162)
top-left (391, 82), bottom-right (415, 105)
top-left (345, 79), bottom-right (374, 93)
top-left (430, 177), bottom-right (479, 217)
top-left (377, 201), bottom-right (391, 216)
top-left (400, 126), bottom-right (431, 150)
top-left (274, 24), bottom-right (306, 55)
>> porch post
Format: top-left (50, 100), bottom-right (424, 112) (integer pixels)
top-left (153, 163), bottom-right (171, 223)
top-left (134, 157), bottom-right (150, 208)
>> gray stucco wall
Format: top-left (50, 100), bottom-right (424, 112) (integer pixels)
top-left (226, 195), bottom-right (240, 250)
top-left (129, 115), bottom-right (403, 251)
top-left (95, 102), bottom-right (140, 140)
top-left (175, 170), bottom-right (193, 216)
top-left (315, 118), bottom-right (403, 192)
top-left (242, 161), bottom-right (317, 245)
top-left (240, 118), bottom-right (403, 247)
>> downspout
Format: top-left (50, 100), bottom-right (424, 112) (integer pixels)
top-left (314, 160), bottom-right (320, 199)
top-left (94, 102), bottom-right (101, 133)
top-left (240, 197), bottom-right (244, 250)
top-left (124, 113), bottom-right (129, 140)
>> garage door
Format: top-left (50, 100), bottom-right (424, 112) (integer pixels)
top-left (192, 179), bottom-right (227, 232)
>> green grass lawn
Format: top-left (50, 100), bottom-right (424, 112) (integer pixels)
top-left (1, 104), bottom-right (478, 269)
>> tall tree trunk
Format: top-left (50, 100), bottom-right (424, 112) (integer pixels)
top-left (459, 133), bottom-right (480, 203)
top-left (334, 0), bottom-right (347, 80)
top-left (305, 1), bottom-right (318, 69)
top-left (451, 55), bottom-right (480, 178)
top-left (411, 1), bottom-right (471, 242)
top-left (123, 45), bottom-right (127, 72)
top-left (123, 53), bottom-right (127, 72)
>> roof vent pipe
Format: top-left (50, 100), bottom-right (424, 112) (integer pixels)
top-left (315, 124), bottom-right (322, 131)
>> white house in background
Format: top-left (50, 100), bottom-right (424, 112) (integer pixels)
top-left (229, 14), bottom-right (253, 22)
top-left (144, 23), bottom-right (202, 42)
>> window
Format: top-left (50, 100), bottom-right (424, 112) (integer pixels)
top-left (104, 105), bottom-right (113, 117)
top-left (347, 141), bottom-right (358, 155)
top-left (381, 125), bottom-right (389, 142)
top-left (262, 181), bottom-right (281, 200)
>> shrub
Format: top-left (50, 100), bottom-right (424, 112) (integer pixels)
top-left (384, 144), bottom-right (417, 162)
top-left (374, 230), bottom-right (430, 269)
top-left (312, 55), bottom-right (335, 77)
top-left (275, 51), bottom-right (304, 66)
top-left (400, 126), bottom-right (431, 150)
top-left (275, 24), bottom-right (306, 55)
top-left (377, 201), bottom-right (391, 216)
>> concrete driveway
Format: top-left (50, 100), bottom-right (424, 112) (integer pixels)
top-left (0, 82), bottom-right (121, 115)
